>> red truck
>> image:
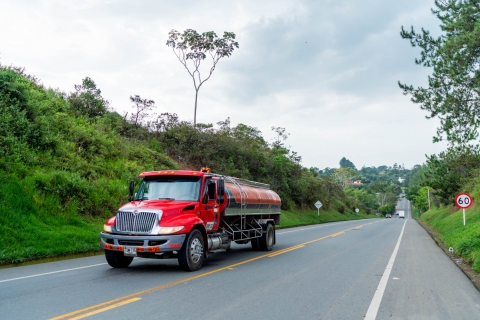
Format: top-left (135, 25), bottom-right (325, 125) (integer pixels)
top-left (100, 168), bottom-right (281, 271)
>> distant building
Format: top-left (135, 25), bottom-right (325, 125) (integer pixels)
top-left (351, 180), bottom-right (362, 185)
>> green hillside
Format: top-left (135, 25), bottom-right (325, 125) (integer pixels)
top-left (0, 66), bottom-right (177, 264)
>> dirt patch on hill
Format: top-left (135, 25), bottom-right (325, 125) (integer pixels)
top-left (416, 219), bottom-right (480, 292)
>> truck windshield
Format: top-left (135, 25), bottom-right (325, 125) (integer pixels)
top-left (135, 176), bottom-right (201, 201)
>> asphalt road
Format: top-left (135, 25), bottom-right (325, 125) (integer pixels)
top-left (1, 198), bottom-right (479, 320)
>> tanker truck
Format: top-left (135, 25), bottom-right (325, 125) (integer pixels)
top-left (100, 168), bottom-right (281, 271)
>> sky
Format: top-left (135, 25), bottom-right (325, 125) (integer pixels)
top-left (0, 0), bottom-right (448, 170)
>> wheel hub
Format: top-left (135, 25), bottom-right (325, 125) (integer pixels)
top-left (190, 238), bottom-right (203, 263)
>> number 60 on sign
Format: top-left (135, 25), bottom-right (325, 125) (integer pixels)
top-left (455, 193), bottom-right (473, 209)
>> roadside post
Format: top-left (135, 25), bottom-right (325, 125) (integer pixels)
top-left (455, 193), bottom-right (473, 226)
top-left (315, 200), bottom-right (323, 216)
top-left (355, 208), bottom-right (359, 215)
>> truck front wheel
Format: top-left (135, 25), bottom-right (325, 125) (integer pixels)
top-left (259, 223), bottom-right (274, 251)
top-left (178, 229), bottom-right (205, 271)
top-left (104, 250), bottom-right (134, 268)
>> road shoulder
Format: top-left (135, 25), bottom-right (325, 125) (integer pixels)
top-left (416, 219), bottom-right (480, 292)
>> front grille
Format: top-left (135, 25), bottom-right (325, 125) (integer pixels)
top-left (116, 211), bottom-right (157, 233)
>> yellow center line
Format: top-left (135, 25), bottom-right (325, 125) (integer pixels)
top-left (50, 220), bottom-right (379, 320)
top-left (68, 298), bottom-right (141, 320)
top-left (267, 244), bottom-right (305, 257)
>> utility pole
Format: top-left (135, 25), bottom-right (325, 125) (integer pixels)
top-left (427, 187), bottom-right (430, 210)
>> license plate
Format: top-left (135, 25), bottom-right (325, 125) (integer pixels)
top-left (124, 246), bottom-right (137, 257)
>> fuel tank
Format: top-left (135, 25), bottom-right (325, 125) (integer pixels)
top-left (223, 177), bottom-right (281, 216)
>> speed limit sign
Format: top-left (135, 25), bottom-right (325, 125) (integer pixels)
top-left (455, 193), bottom-right (473, 209)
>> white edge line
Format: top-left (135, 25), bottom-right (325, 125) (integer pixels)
top-left (0, 263), bottom-right (107, 283)
top-left (365, 219), bottom-right (408, 320)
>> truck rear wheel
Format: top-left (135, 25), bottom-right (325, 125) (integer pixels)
top-left (178, 229), bottom-right (204, 271)
top-left (104, 250), bottom-right (134, 268)
top-left (259, 223), bottom-right (274, 251)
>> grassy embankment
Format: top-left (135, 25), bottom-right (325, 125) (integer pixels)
top-left (279, 209), bottom-right (370, 228)
top-left (418, 202), bottom-right (480, 272)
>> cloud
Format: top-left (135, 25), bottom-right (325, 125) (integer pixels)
top-left (0, 0), bottom-right (446, 169)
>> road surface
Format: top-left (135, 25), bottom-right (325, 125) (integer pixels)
top-left (1, 197), bottom-right (479, 319)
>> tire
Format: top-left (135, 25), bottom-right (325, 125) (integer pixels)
top-left (259, 223), bottom-right (274, 251)
top-left (105, 250), bottom-right (134, 268)
top-left (178, 229), bottom-right (205, 271)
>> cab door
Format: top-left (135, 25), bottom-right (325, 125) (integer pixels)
top-left (200, 178), bottom-right (219, 232)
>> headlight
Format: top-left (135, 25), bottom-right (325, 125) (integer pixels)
top-left (103, 216), bottom-right (116, 233)
top-left (158, 226), bottom-right (184, 234)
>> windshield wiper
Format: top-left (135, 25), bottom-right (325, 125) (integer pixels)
top-left (158, 198), bottom-right (175, 200)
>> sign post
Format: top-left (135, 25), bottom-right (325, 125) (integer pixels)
top-left (355, 208), bottom-right (359, 215)
top-left (455, 193), bottom-right (473, 226)
top-left (314, 200), bottom-right (323, 216)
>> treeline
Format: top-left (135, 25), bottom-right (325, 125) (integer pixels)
top-left (406, 147), bottom-right (480, 212)
top-left (312, 159), bottom-right (409, 215)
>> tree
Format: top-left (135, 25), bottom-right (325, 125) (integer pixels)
top-left (333, 167), bottom-right (357, 189)
top-left (399, 0), bottom-right (480, 147)
top-left (128, 95), bottom-right (155, 126)
top-left (339, 157), bottom-right (356, 169)
top-left (152, 112), bottom-right (179, 134)
top-left (423, 146), bottom-right (480, 204)
top-left (271, 126), bottom-right (290, 149)
top-left (379, 203), bottom-right (396, 215)
top-left (68, 77), bottom-right (109, 118)
top-left (413, 187), bottom-right (431, 213)
top-left (166, 29), bottom-right (239, 127)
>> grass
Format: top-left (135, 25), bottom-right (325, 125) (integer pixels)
top-left (420, 204), bottom-right (480, 272)
top-left (0, 175), bottom-right (104, 265)
top-left (279, 209), bottom-right (375, 228)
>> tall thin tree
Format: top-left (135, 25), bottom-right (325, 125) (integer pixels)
top-left (166, 29), bottom-right (239, 127)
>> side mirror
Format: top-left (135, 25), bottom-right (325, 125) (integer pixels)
top-left (218, 179), bottom-right (225, 196)
top-left (128, 180), bottom-right (135, 201)
top-left (217, 178), bottom-right (225, 204)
